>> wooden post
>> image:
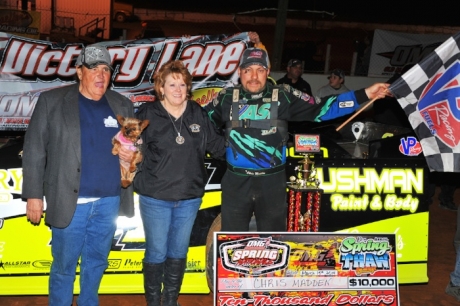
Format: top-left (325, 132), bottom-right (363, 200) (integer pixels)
top-left (272, 0), bottom-right (289, 71)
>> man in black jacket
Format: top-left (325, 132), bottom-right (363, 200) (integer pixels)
top-left (276, 59), bottom-right (312, 96)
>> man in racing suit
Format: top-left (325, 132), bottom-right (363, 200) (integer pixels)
top-left (204, 47), bottom-right (390, 232)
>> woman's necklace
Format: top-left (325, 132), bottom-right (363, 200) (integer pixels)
top-left (166, 111), bottom-right (185, 144)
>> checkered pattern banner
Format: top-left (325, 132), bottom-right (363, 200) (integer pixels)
top-left (389, 31), bottom-right (460, 172)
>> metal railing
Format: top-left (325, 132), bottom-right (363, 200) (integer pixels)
top-left (78, 17), bottom-right (106, 43)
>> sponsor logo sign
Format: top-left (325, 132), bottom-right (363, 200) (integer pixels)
top-left (214, 233), bottom-right (399, 306)
top-left (219, 237), bottom-right (290, 275)
top-left (368, 29), bottom-right (449, 77)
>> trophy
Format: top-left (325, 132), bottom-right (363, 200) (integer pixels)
top-left (287, 135), bottom-right (323, 232)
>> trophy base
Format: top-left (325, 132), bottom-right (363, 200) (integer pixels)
top-left (287, 187), bottom-right (323, 232)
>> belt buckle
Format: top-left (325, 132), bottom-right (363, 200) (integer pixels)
top-left (243, 119), bottom-right (250, 128)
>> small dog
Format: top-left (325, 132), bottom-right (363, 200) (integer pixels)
top-left (112, 115), bottom-right (149, 188)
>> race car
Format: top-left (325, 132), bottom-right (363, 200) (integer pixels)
top-left (0, 114), bottom-right (430, 295)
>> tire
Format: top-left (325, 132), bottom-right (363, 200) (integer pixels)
top-left (205, 213), bottom-right (257, 292)
top-left (114, 12), bottom-right (126, 23)
top-left (205, 213), bottom-right (221, 292)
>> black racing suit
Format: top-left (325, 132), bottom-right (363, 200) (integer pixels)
top-left (204, 83), bottom-right (369, 231)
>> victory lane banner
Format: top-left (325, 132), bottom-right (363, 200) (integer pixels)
top-left (0, 31), bottom-right (251, 131)
top-left (214, 232), bottom-right (399, 306)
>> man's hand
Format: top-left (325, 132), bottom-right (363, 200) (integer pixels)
top-left (118, 144), bottom-right (135, 163)
top-left (248, 32), bottom-right (261, 45)
top-left (365, 83), bottom-right (391, 100)
top-left (27, 198), bottom-right (44, 225)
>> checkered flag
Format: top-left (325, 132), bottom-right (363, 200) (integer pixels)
top-left (389, 31), bottom-right (460, 172)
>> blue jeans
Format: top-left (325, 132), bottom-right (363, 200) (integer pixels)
top-left (139, 195), bottom-right (202, 263)
top-left (48, 196), bottom-right (120, 306)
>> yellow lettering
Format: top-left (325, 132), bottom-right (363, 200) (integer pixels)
top-left (0, 192), bottom-right (12, 202)
top-left (330, 193), bottom-right (418, 212)
top-left (318, 168), bottom-right (424, 194)
top-left (384, 194), bottom-right (419, 213)
top-left (287, 147), bottom-right (305, 159)
top-left (330, 194), bottom-right (369, 211)
top-left (0, 169), bottom-right (10, 190)
top-left (0, 168), bottom-right (23, 193)
top-left (369, 195), bottom-right (383, 210)
top-left (286, 147), bottom-right (329, 159)
top-left (9, 169), bottom-right (23, 192)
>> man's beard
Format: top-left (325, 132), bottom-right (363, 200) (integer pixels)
top-left (244, 81), bottom-right (265, 93)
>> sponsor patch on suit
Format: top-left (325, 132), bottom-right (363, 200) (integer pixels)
top-left (339, 101), bottom-right (355, 108)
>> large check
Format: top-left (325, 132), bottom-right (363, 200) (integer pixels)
top-left (214, 233), bottom-right (399, 306)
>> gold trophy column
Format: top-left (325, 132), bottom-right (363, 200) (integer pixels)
top-left (287, 154), bottom-right (323, 232)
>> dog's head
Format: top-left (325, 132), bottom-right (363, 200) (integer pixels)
top-left (116, 115), bottom-right (150, 142)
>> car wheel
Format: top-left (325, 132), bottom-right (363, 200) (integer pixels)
top-left (114, 12), bottom-right (126, 23)
top-left (205, 213), bottom-right (257, 292)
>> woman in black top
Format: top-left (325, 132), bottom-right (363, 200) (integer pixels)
top-left (134, 60), bottom-right (225, 306)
